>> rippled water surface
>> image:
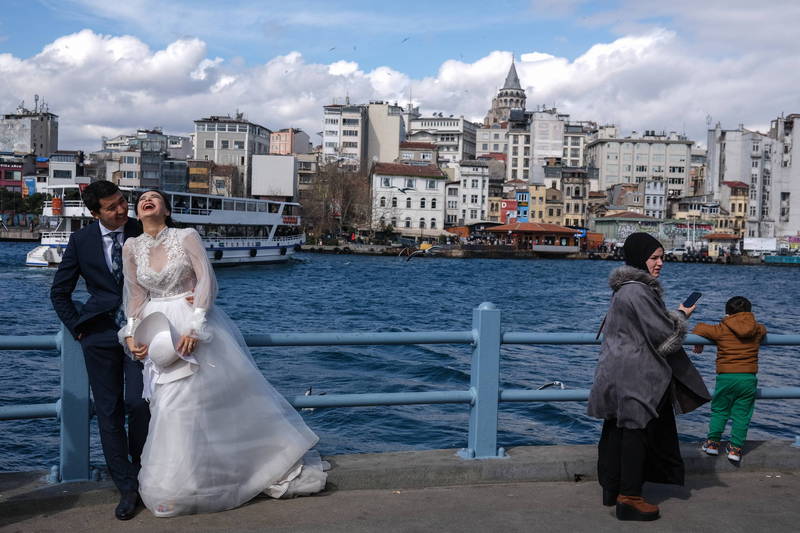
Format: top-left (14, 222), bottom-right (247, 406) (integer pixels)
top-left (1, 241), bottom-right (798, 471)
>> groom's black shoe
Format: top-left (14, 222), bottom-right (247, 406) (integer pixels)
top-left (115, 491), bottom-right (140, 520)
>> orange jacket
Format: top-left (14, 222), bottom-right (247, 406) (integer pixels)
top-left (693, 312), bottom-right (767, 373)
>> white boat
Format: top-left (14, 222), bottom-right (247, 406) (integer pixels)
top-left (26, 184), bottom-right (305, 267)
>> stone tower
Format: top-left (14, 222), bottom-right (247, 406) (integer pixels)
top-left (484, 59), bottom-right (527, 126)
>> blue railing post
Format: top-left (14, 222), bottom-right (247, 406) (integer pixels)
top-left (460, 302), bottom-right (506, 459)
top-left (58, 325), bottom-right (91, 482)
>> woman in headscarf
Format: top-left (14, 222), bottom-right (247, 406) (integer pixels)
top-left (587, 233), bottom-right (710, 521)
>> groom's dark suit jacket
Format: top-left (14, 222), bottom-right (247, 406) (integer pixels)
top-left (51, 218), bottom-right (141, 338)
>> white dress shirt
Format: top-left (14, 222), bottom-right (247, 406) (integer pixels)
top-left (98, 222), bottom-right (124, 274)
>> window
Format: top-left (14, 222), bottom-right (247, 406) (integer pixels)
top-left (220, 140), bottom-right (229, 149)
top-left (482, 143), bottom-right (488, 150)
top-left (380, 197), bottom-right (386, 207)
top-left (53, 169), bottom-right (72, 178)
top-left (343, 130), bottom-right (359, 136)
top-left (205, 140), bottom-right (214, 149)
top-left (470, 209), bottom-right (477, 218)
top-left (406, 197), bottom-right (412, 208)
top-left (342, 142), bottom-right (358, 148)
top-left (404, 217), bottom-right (411, 228)
top-left (420, 198), bottom-right (426, 208)
top-left (447, 200), bottom-right (457, 208)
top-left (471, 195), bottom-right (478, 204)
top-left (391, 197), bottom-right (397, 207)
top-left (431, 198), bottom-right (437, 209)
top-left (448, 188), bottom-right (458, 197)
top-left (342, 118), bottom-right (359, 126)
top-left (430, 218), bottom-right (437, 229)
top-left (234, 141), bottom-right (244, 149)
top-left (419, 218), bottom-right (426, 229)
top-left (427, 179), bottom-right (437, 189)
top-left (405, 178), bottom-right (415, 188)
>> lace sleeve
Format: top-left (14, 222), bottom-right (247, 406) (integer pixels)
top-left (182, 228), bottom-right (217, 341)
top-left (119, 238), bottom-right (149, 343)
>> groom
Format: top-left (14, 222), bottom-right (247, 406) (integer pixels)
top-left (50, 180), bottom-right (149, 520)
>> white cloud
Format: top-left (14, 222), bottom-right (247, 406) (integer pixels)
top-left (1, 25), bottom-right (798, 152)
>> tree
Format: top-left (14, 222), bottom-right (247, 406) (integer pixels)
top-left (302, 162), bottom-right (370, 239)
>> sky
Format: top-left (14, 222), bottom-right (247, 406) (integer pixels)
top-left (1, 0), bottom-right (799, 151)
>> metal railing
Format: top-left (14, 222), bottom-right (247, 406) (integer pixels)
top-left (2, 302), bottom-right (799, 483)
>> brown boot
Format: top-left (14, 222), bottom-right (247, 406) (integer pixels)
top-left (615, 495), bottom-right (660, 521)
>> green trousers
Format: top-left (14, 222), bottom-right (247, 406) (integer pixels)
top-left (707, 373), bottom-right (757, 448)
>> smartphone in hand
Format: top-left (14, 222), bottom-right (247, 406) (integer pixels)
top-left (682, 291), bottom-right (702, 307)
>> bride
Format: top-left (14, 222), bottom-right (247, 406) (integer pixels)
top-left (120, 190), bottom-right (326, 517)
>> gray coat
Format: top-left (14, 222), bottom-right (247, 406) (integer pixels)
top-left (587, 266), bottom-right (711, 429)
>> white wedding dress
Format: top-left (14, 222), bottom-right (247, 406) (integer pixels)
top-left (120, 227), bottom-right (326, 517)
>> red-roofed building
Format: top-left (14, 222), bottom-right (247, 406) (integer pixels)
top-left (484, 221), bottom-right (580, 253)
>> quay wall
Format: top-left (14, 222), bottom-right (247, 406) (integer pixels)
top-left (2, 440), bottom-right (798, 519)
top-left (0, 229), bottom-right (39, 242)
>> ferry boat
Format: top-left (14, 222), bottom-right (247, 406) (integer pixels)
top-left (25, 184), bottom-right (305, 267)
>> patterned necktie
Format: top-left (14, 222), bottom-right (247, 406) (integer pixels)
top-left (110, 232), bottom-right (123, 284)
top-left (110, 231), bottom-right (126, 327)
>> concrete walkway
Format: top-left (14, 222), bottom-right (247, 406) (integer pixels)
top-left (2, 441), bottom-right (800, 532)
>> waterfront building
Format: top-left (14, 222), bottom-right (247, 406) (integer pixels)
top-left (483, 60), bottom-right (526, 127)
top-left (690, 147), bottom-right (707, 196)
top-left (484, 221), bottom-right (580, 252)
top-left (543, 186), bottom-right (563, 225)
top-left (296, 153), bottom-right (319, 202)
top-left (269, 128), bottom-right (311, 155)
top-left (476, 124), bottom-right (509, 159)
top-left (592, 211), bottom-right (661, 245)
top-left (193, 114), bottom-right (271, 197)
top-left (102, 128), bottom-right (193, 160)
top-left (161, 159), bottom-right (189, 192)
top-left (487, 195), bottom-right (503, 222)
top-left (0, 98), bottom-right (58, 156)
top-left (514, 188), bottom-right (530, 222)
top-left (367, 101), bottom-right (406, 166)
top-left (397, 142), bottom-right (438, 165)
top-left (643, 179), bottom-right (667, 219)
top-left (716, 181), bottom-right (749, 237)
top-left (605, 183), bottom-right (643, 214)
top-left (0, 153), bottom-right (36, 192)
top-left (322, 102), bottom-right (368, 171)
top-left (407, 116), bottom-right (477, 165)
top-left (371, 162), bottom-right (447, 238)
top-left (562, 121), bottom-right (596, 168)
top-left (499, 198), bottom-right (517, 223)
top-left (585, 129), bottom-right (694, 198)
top-left (48, 151), bottom-right (84, 187)
top-left (505, 107), bottom-right (567, 184)
top-left (187, 160), bottom-right (242, 197)
top-left (452, 160), bottom-right (500, 225)
top-left (445, 178), bottom-right (460, 226)
top-left (527, 183), bottom-right (548, 222)
top-left (706, 115), bottom-right (800, 239)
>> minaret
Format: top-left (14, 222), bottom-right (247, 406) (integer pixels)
top-left (484, 58), bottom-right (527, 126)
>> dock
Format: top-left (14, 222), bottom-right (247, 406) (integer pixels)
top-left (2, 441), bottom-right (799, 532)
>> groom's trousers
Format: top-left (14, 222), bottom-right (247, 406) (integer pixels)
top-left (79, 316), bottom-right (150, 493)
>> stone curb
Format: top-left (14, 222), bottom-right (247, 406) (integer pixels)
top-left (2, 440), bottom-right (798, 519)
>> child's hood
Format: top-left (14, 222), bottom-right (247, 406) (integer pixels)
top-left (722, 312), bottom-right (763, 339)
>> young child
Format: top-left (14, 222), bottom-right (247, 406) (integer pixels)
top-left (693, 296), bottom-right (767, 463)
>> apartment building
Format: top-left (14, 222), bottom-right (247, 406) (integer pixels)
top-left (193, 114), bottom-right (271, 196)
top-left (585, 129), bottom-right (694, 198)
top-left (0, 99), bottom-right (58, 156)
top-left (269, 128), bottom-right (310, 155)
top-left (407, 116), bottom-right (477, 165)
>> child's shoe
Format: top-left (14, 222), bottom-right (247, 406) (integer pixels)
top-left (726, 444), bottom-right (743, 463)
top-left (701, 439), bottom-right (720, 456)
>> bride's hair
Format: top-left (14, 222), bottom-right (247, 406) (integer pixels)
top-left (135, 189), bottom-right (177, 228)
